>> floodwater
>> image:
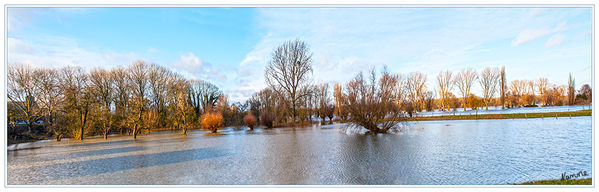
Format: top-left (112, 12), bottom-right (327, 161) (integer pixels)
top-left (7, 116), bottom-right (592, 185)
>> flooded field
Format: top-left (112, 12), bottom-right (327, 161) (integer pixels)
top-left (7, 116), bottom-right (592, 185)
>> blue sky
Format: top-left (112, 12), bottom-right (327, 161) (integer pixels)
top-left (7, 7), bottom-right (592, 102)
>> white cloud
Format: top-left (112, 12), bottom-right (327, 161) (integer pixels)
top-left (545, 33), bottom-right (566, 47)
top-left (511, 28), bottom-right (554, 47)
top-left (511, 21), bottom-right (580, 47)
top-left (7, 36), bottom-right (139, 70)
top-left (173, 52), bottom-right (227, 83)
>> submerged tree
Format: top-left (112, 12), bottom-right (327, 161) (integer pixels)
top-left (342, 68), bottom-right (403, 134)
top-left (34, 68), bottom-right (63, 141)
top-left (317, 83), bottom-right (331, 124)
top-left (265, 39), bottom-right (313, 123)
top-left (128, 61), bottom-right (149, 139)
top-left (60, 67), bottom-right (93, 140)
top-left (89, 68), bottom-right (115, 140)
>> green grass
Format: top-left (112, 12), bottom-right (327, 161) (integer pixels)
top-left (518, 178), bottom-right (592, 185)
top-left (397, 109), bottom-right (591, 121)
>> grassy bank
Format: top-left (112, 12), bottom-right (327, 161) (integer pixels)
top-left (518, 178), bottom-right (592, 185)
top-left (400, 109), bottom-right (591, 121)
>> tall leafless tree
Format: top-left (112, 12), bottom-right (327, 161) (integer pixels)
top-left (478, 67), bottom-right (500, 110)
top-left (111, 66), bottom-right (130, 135)
top-left (8, 64), bottom-right (42, 134)
top-left (34, 68), bottom-right (63, 140)
top-left (568, 73), bottom-right (575, 105)
top-left (500, 66), bottom-right (506, 109)
top-left (128, 61), bottom-right (149, 139)
top-left (90, 68), bottom-right (115, 140)
top-left (455, 69), bottom-right (477, 111)
top-left (436, 70), bottom-right (454, 112)
top-left (188, 80), bottom-right (222, 116)
top-left (148, 64), bottom-right (171, 128)
top-left (406, 72), bottom-right (427, 112)
top-left (317, 83), bottom-right (331, 124)
top-left (537, 78), bottom-right (549, 106)
top-left (60, 66), bottom-right (93, 140)
top-left (265, 39), bottom-right (313, 123)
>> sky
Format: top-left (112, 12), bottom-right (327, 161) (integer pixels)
top-left (7, 7), bottom-right (592, 103)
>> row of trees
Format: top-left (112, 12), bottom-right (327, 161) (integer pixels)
top-left (250, 39), bottom-right (592, 133)
top-left (7, 61), bottom-right (252, 141)
top-left (8, 39), bottom-right (593, 138)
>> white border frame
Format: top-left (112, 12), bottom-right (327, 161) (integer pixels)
top-left (1, 2), bottom-right (595, 191)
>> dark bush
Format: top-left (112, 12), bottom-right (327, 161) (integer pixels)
top-left (260, 111), bottom-right (274, 128)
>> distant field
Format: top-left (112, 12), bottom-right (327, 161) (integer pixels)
top-left (400, 109), bottom-right (591, 121)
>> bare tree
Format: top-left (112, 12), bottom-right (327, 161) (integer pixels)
top-left (111, 67), bottom-right (130, 135)
top-left (537, 78), bottom-right (549, 106)
top-left (60, 66), bottom-right (93, 140)
top-left (394, 74), bottom-right (407, 110)
top-left (7, 64), bottom-right (42, 134)
top-left (188, 80), bottom-right (222, 116)
top-left (343, 68), bottom-right (402, 134)
top-left (406, 72), bottom-right (427, 112)
top-left (170, 78), bottom-right (193, 135)
top-left (527, 80), bottom-right (537, 105)
top-left (89, 68), bottom-right (115, 140)
top-left (509, 80), bottom-right (527, 107)
top-left (128, 61), bottom-right (149, 139)
top-left (265, 39), bottom-right (313, 123)
top-left (568, 73), bottom-right (575, 105)
top-left (436, 70), bottom-right (454, 112)
top-left (317, 83), bottom-right (331, 124)
top-left (333, 83), bottom-right (343, 119)
top-left (147, 64), bottom-right (171, 128)
top-left (478, 67), bottom-right (500, 110)
top-left (500, 66), bottom-right (506, 109)
top-left (34, 68), bottom-right (63, 141)
top-left (455, 69), bottom-right (477, 111)
top-left (578, 84), bottom-right (592, 104)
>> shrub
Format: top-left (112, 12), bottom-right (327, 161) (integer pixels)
top-left (343, 69), bottom-right (404, 134)
top-left (201, 112), bottom-right (224, 133)
top-left (260, 111), bottom-right (274, 128)
top-left (243, 113), bottom-right (257, 130)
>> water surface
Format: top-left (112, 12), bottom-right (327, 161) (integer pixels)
top-left (7, 116), bottom-right (592, 185)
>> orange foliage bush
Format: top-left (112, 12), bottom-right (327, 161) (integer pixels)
top-left (243, 113), bottom-right (257, 130)
top-left (201, 112), bottom-right (224, 133)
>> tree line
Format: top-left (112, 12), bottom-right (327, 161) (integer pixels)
top-left (7, 61), bottom-right (254, 141)
top-left (7, 39), bottom-right (593, 139)
top-left (249, 39), bottom-right (592, 133)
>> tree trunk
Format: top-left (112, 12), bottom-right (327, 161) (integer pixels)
top-left (133, 124), bottom-right (138, 139)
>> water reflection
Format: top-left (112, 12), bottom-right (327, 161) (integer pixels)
top-left (7, 116), bottom-right (592, 185)
top-left (10, 148), bottom-right (227, 184)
